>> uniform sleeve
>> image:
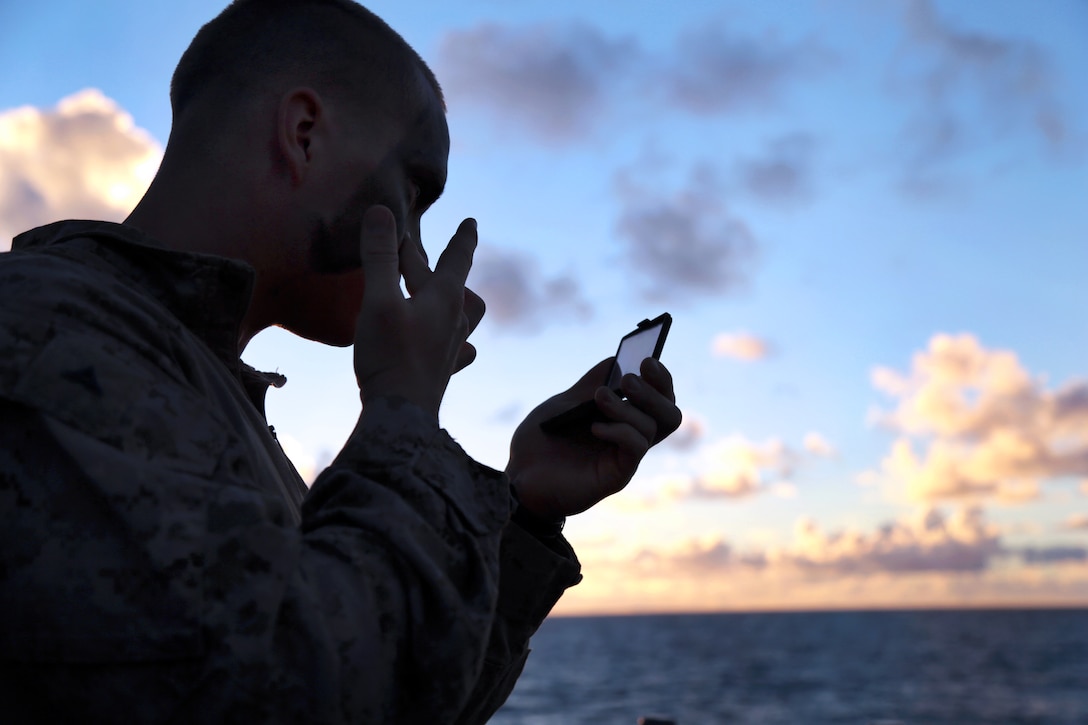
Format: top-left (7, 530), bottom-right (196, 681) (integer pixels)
top-left (0, 397), bottom-right (583, 724)
top-left (0, 388), bottom-right (534, 722)
top-left (0, 252), bottom-right (582, 723)
top-left (453, 522), bottom-right (582, 725)
top-left (321, 403), bottom-right (583, 725)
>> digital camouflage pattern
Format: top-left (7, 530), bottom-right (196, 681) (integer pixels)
top-left (0, 221), bottom-right (581, 723)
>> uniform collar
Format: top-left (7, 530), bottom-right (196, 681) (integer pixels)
top-left (12, 220), bottom-right (287, 413)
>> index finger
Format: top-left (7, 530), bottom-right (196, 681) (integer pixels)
top-left (400, 236), bottom-right (432, 296)
top-left (359, 205), bottom-right (403, 303)
top-left (432, 217), bottom-right (478, 287)
top-left (638, 358), bottom-right (681, 442)
top-left (641, 358), bottom-right (676, 403)
top-left (399, 215), bottom-right (432, 296)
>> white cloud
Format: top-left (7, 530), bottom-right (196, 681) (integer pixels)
top-left (628, 435), bottom-right (803, 506)
top-left (711, 331), bottom-right (772, 361)
top-left (0, 89), bottom-right (161, 250)
top-left (771, 482), bottom-right (798, 499)
top-left (637, 506), bottom-right (1004, 576)
top-left (803, 432), bottom-right (835, 458)
top-left (871, 333), bottom-right (1088, 503)
top-left (690, 436), bottom-right (796, 499)
top-left (627, 428), bottom-right (839, 508)
top-left (855, 470), bottom-right (881, 487)
top-left (276, 432), bottom-right (318, 486)
top-left (1065, 514), bottom-right (1088, 532)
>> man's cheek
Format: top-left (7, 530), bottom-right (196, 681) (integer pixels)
top-left (308, 224), bottom-right (363, 275)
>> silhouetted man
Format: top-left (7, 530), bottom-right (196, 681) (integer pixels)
top-left (0, 1), bottom-right (681, 722)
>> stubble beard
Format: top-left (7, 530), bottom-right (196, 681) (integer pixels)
top-left (306, 173), bottom-right (391, 275)
top-left (308, 206), bottom-right (362, 275)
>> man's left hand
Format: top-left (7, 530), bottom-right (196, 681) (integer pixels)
top-left (506, 358), bottom-right (682, 521)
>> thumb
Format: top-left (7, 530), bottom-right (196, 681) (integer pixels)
top-left (359, 205), bottom-right (401, 303)
top-left (566, 358), bottom-right (613, 398)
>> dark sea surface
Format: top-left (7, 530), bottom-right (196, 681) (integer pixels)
top-left (489, 609), bottom-right (1088, 725)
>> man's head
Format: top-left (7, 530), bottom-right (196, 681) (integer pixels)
top-left (170, 0), bottom-right (444, 123)
top-left (140, 0), bottom-right (451, 347)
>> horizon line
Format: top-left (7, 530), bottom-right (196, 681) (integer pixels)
top-left (550, 602), bottom-right (1088, 618)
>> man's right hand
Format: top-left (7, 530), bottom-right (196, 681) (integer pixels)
top-left (353, 205), bottom-right (479, 419)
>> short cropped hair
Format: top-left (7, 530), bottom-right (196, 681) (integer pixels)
top-left (170, 0), bottom-right (443, 122)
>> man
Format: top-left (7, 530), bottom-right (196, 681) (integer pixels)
top-left (0, 1), bottom-right (681, 722)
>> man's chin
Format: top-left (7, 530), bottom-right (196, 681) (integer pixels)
top-left (275, 269), bottom-right (365, 348)
top-left (283, 322), bottom-right (356, 348)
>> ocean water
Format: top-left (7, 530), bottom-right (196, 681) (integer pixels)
top-left (489, 609), bottom-right (1088, 725)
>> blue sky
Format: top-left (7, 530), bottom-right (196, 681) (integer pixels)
top-left (2, 0), bottom-right (1086, 613)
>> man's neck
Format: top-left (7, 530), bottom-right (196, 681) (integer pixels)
top-left (125, 174), bottom-right (285, 355)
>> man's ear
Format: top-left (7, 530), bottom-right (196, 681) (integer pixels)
top-left (277, 87), bottom-right (324, 185)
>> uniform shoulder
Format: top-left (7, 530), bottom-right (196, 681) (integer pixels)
top-left (0, 244), bottom-right (231, 477)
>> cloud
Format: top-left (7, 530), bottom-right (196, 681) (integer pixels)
top-left (689, 436), bottom-right (797, 499)
top-left (771, 482), bottom-right (798, 499)
top-left (1020, 546), bottom-right (1087, 565)
top-left (893, 0), bottom-right (1075, 194)
top-left (711, 331), bottom-right (773, 361)
top-left (628, 429), bottom-right (838, 508)
top-left (803, 432), bottom-right (836, 458)
top-left (635, 506), bottom-right (1005, 576)
top-left (734, 133), bottom-right (817, 204)
top-left (0, 89), bottom-right (161, 250)
top-left (469, 246), bottom-right (592, 332)
top-left (436, 22), bottom-right (638, 142)
top-left (614, 164), bottom-right (756, 302)
top-left (871, 333), bottom-right (1088, 502)
top-left (561, 505), bottom-right (1088, 614)
top-left (664, 414), bottom-right (706, 451)
top-left (633, 536), bottom-right (768, 574)
top-left (629, 434), bottom-right (812, 508)
top-left (903, 0), bottom-right (1055, 116)
top-left (568, 466), bottom-right (1088, 611)
top-left (1065, 514), bottom-right (1088, 532)
top-left (435, 21), bottom-right (833, 143)
top-left (784, 506), bottom-right (1002, 573)
top-left (276, 432), bottom-right (331, 486)
top-left (658, 29), bottom-right (834, 116)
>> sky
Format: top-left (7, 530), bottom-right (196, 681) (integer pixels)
top-left (1, 0), bottom-right (1086, 615)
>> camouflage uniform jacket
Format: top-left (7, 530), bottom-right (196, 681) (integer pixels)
top-left (0, 221), bottom-right (582, 724)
